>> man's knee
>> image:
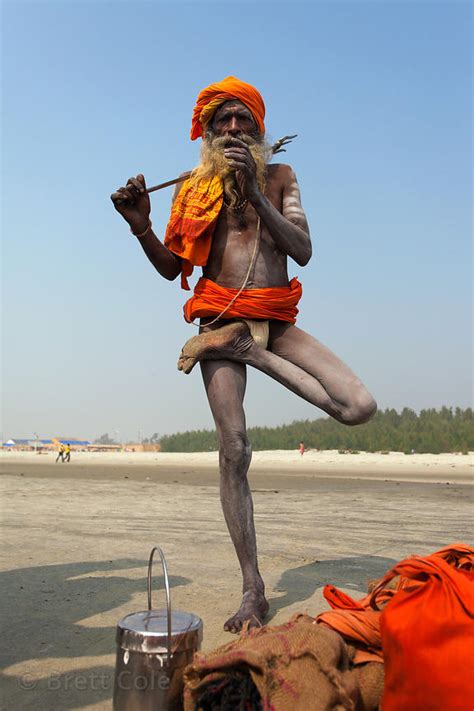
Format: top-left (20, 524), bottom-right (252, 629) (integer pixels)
top-left (219, 431), bottom-right (252, 473)
top-left (341, 391), bottom-right (377, 426)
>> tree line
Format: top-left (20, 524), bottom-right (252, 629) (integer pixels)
top-left (158, 407), bottom-right (473, 454)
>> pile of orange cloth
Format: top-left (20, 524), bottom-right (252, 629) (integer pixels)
top-left (183, 276), bottom-right (303, 324)
top-left (317, 543), bottom-right (474, 710)
top-left (317, 543), bottom-right (474, 663)
top-left (165, 77), bottom-right (266, 290)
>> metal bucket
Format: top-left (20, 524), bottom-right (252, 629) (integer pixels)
top-left (113, 546), bottom-right (203, 710)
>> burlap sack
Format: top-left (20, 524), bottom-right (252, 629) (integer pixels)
top-left (184, 613), bottom-right (363, 710)
top-left (349, 659), bottom-right (385, 711)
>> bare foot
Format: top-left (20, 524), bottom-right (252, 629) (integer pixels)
top-left (177, 321), bottom-right (253, 374)
top-left (224, 590), bottom-right (270, 634)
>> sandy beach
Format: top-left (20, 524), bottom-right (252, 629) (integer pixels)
top-left (1, 450), bottom-right (472, 710)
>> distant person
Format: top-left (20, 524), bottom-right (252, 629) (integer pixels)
top-left (55, 444), bottom-right (65, 463)
top-left (64, 444), bottom-right (71, 463)
top-left (299, 441), bottom-right (305, 456)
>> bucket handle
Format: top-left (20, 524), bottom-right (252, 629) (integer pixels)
top-left (147, 546), bottom-right (172, 663)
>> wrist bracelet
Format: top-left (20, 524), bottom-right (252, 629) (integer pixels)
top-left (131, 220), bottom-right (152, 238)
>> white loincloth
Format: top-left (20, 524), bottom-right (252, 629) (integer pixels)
top-left (241, 319), bottom-right (270, 350)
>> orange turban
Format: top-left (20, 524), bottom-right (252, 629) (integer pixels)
top-left (190, 76), bottom-right (265, 141)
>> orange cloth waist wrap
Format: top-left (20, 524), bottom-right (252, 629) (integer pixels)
top-left (183, 277), bottom-right (302, 324)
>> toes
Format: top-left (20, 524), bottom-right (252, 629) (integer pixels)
top-left (224, 593), bottom-right (269, 634)
top-left (224, 616), bottom-right (241, 634)
top-left (177, 354), bottom-right (196, 374)
top-left (182, 357), bottom-right (196, 374)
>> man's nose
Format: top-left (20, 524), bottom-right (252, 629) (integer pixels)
top-left (226, 117), bottom-right (241, 135)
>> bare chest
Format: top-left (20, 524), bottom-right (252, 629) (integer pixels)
top-left (203, 171), bottom-right (288, 288)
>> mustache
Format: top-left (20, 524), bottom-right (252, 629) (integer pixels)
top-left (204, 134), bottom-right (262, 163)
top-left (208, 134), bottom-right (259, 148)
top-left (204, 133), bottom-right (272, 174)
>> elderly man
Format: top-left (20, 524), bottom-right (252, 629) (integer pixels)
top-left (111, 77), bottom-right (376, 633)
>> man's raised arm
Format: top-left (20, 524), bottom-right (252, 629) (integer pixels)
top-left (223, 138), bottom-right (312, 266)
top-left (110, 173), bottom-right (182, 281)
top-left (251, 165), bottom-right (312, 266)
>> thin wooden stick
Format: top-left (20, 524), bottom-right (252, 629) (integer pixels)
top-left (146, 173), bottom-right (191, 194)
top-left (144, 135), bottom-right (297, 195)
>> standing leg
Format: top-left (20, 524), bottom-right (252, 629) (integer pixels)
top-left (200, 358), bottom-right (269, 632)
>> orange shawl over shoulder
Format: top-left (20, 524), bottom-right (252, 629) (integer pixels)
top-left (164, 176), bottom-right (223, 290)
top-left (183, 277), bottom-right (302, 324)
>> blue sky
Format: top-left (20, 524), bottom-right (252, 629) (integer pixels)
top-left (2, 0), bottom-right (472, 442)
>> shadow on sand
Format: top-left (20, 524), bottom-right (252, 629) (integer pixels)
top-left (1, 558), bottom-right (190, 709)
top-left (268, 554), bottom-right (397, 620)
